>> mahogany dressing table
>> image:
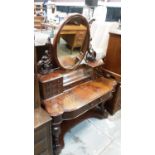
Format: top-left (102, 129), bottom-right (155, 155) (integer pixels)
top-left (35, 14), bottom-right (117, 155)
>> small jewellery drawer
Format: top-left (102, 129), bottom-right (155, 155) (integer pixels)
top-left (39, 77), bottom-right (63, 99)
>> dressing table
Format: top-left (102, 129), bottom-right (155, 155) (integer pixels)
top-left (35, 14), bottom-right (117, 155)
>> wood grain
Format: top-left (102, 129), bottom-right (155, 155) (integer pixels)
top-left (34, 107), bottom-right (53, 155)
top-left (104, 33), bottom-right (121, 75)
top-left (43, 77), bottom-right (116, 116)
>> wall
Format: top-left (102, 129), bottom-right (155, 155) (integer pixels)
top-left (107, 0), bottom-right (121, 1)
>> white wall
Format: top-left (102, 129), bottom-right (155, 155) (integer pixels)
top-left (89, 5), bottom-right (120, 60)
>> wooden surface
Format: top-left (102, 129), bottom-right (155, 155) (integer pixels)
top-left (34, 75), bottom-right (41, 108)
top-left (103, 32), bottom-right (121, 115)
top-left (60, 24), bottom-right (87, 50)
top-left (104, 33), bottom-right (121, 75)
top-left (39, 64), bottom-right (91, 83)
top-left (105, 84), bottom-right (121, 114)
top-left (34, 107), bottom-right (52, 129)
top-left (39, 76), bottom-right (63, 99)
top-left (43, 77), bottom-right (116, 117)
top-left (34, 107), bottom-right (53, 155)
top-left (34, 16), bottom-right (44, 29)
top-left (39, 71), bottom-right (62, 83)
top-left (102, 68), bottom-right (121, 82)
top-left (86, 59), bottom-right (104, 68)
top-left (61, 24), bottom-right (87, 32)
top-left (38, 64), bottom-right (92, 99)
top-left (34, 14), bottom-right (119, 155)
top-left (34, 47), bottom-right (41, 108)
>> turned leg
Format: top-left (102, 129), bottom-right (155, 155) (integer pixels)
top-left (52, 124), bottom-right (61, 155)
top-left (98, 102), bottom-right (109, 118)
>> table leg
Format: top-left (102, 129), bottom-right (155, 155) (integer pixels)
top-left (52, 124), bottom-right (61, 155)
top-left (98, 102), bottom-right (109, 118)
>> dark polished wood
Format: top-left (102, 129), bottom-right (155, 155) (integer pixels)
top-left (52, 124), bottom-right (61, 155)
top-left (105, 83), bottom-right (121, 114)
top-left (35, 14), bottom-right (118, 155)
top-left (34, 107), bottom-right (53, 155)
top-left (103, 32), bottom-right (121, 114)
top-left (34, 75), bottom-right (41, 108)
top-left (104, 33), bottom-right (121, 75)
top-left (39, 70), bottom-right (116, 154)
top-left (38, 64), bottom-right (93, 100)
top-left (34, 47), bottom-right (41, 108)
top-left (43, 77), bottom-right (116, 117)
top-left (37, 56), bottom-right (117, 155)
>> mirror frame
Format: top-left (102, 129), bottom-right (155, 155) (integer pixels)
top-left (53, 14), bottom-right (90, 70)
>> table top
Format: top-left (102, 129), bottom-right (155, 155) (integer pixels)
top-left (34, 107), bottom-right (52, 129)
top-left (43, 77), bottom-right (117, 117)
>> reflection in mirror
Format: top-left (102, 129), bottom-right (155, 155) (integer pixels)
top-left (57, 16), bottom-right (88, 69)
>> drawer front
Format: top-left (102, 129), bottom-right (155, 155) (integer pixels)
top-left (75, 40), bottom-right (83, 46)
top-left (34, 126), bottom-right (47, 143)
top-left (76, 34), bottom-right (85, 39)
top-left (76, 32), bottom-right (86, 40)
top-left (34, 123), bottom-right (52, 155)
top-left (40, 78), bottom-right (63, 99)
top-left (34, 138), bottom-right (48, 155)
top-left (40, 150), bottom-right (49, 155)
top-left (76, 35), bottom-right (85, 40)
top-left (77, 31), bottom-right (86, 36)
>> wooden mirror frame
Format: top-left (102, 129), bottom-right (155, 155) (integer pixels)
top-left (53, 14), bottom-right (90, 70)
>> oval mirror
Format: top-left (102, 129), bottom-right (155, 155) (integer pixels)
top-left (53, 14), bottom-right (90, 70)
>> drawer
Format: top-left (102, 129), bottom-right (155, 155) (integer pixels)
top-left (34, 126), bottom-right (47, 143)
top-left (75, 35), bottom-right (85, 40)
top-left (34, 137), bottom-right (48, 155)
top-left (77, 31), bottom-right (86, 35)
top-left (76, 34), bottom-right (85, 39)
top-left (40, 150), bottom-right (49, 155)
top-left (40, 78), bottom-right (63, 99)
top-left (75, 40), bottom-right (83, 46)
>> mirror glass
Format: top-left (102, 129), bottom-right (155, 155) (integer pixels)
top-left (55, 15), bottom-right (89, 69)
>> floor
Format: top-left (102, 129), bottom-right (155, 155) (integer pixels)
top-left (60, 110), bottom-right (121, 155)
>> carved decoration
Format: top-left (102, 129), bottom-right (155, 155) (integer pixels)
top-left (37, 49), bottom-right (53, 74)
